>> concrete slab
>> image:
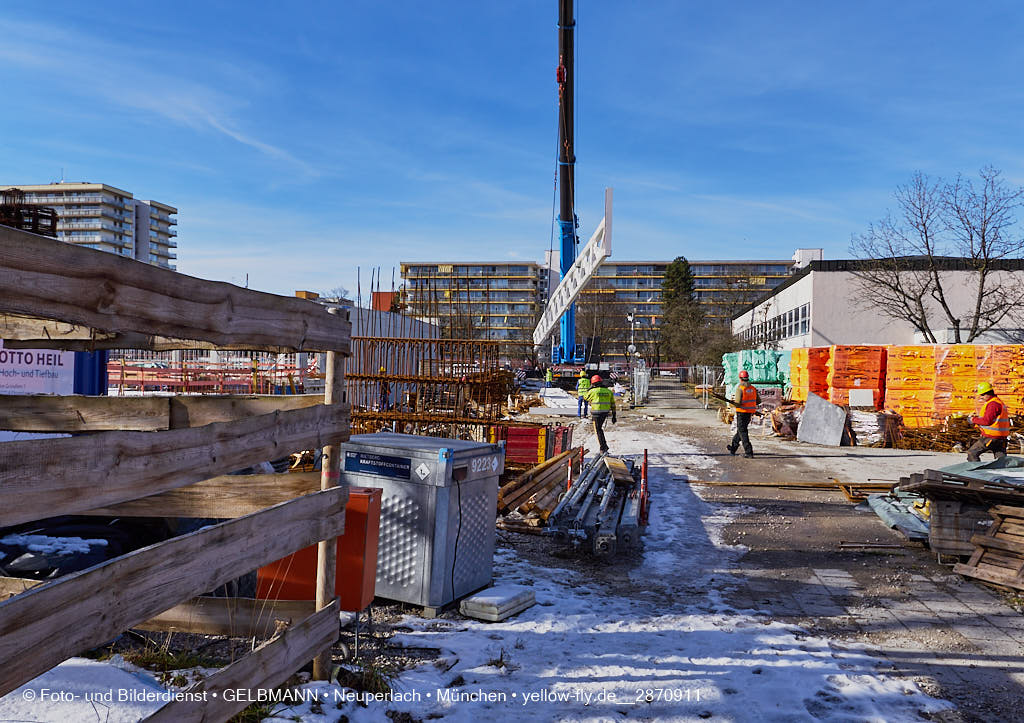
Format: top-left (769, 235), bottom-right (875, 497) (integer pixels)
top-left (796, 393), bottom-right (847, 446)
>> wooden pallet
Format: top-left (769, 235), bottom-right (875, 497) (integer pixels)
top-left (954, 505), bottom-right (1024, 591)
top-left (899, 469), bottom-right (1024, 505)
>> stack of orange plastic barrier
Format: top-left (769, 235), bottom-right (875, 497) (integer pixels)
top-left (827, 345), bottom-right (886, 409)
top-left (789, 347), bottom-right (830, 402)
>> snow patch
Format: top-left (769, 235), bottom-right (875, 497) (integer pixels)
top-left (0, 534), bottom-right (109, 556)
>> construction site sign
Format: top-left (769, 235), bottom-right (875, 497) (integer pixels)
top-left (0, 341), bottom-right (74, 395)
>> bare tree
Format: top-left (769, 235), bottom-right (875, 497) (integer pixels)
top-left (944, 167), bottom-right (1024, 340)
top-left (850, 173), bottom-right (944, 341)
top-left (850, 167), bottom-right (1024, 343)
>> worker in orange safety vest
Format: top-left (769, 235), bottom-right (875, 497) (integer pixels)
top-left (967, 382), bottom-right (1010, 461)
top-left (727, 370), bottom-right (761, 458)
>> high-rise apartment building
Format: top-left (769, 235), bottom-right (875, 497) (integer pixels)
top-left (399, 251), bottom-right (814, 363)
top-left (0, 182), bottom-right (177, 269)
top-left (400, 262), bottom-right (546, 362)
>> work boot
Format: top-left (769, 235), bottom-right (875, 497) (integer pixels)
top-left (743, 451), bottom-right (754, 458)
top-left (727, 445), bottom-right (737, 455)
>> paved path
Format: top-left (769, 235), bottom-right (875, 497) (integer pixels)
top-left (640, 378), bottom-right (1024, 721)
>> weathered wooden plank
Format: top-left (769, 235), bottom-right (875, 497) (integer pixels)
top-left (604, 456), bottom-right (634, 485)
top-left (169, 394), bottom-right (325, 428)
top-left (955, 561), bottom-right (1024, 590)
top-left (83, 472), bottom-right (321, 518)
top-left (977, 550), bottom-right (1023, 571)
top-left (0, 487), bottom-right (348, 697)
top-left (998, 522), bottom-right (1024, 538)
top-left (1, 578), bottom-right (315, 637)
top-left (0, 394), bottom-right (327, 432)
top-left (145, 601), bottom-right (339, 723)
top-left (971, 533), bottom-right (1024, 556)
top-left (0, 313), bottom-right (109, 342)
top-left (136, 596), bottom-right (318, 638)
top-left (0, 576), bottom-right (40, 601)
top-left (314, 334), bottom-right (345, 680)
top-left (0, 404), bottom-right (349, 528)
top-left (989, 505), bottom-right (1024, 520)
top-left (3, 334), bottom-right (326, 355)
top-left (0, 394), bottom-right (169, 432)
top-left (0, 225), bottom-right (351, 353)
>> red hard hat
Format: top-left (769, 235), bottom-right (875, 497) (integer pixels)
top-left (738, 370), bottom-right (749, 379)
top-left (590, 375), bottom-right (602, 384)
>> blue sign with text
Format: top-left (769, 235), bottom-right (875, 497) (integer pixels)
top-left (344, 451), bottom-right (412, 480)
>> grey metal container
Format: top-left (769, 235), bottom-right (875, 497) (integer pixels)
top-left (339, 433), bottom-right (504, 610)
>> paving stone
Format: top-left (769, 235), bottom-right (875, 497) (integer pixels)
top-left (951, 625), bottom-right (1016, 643)
top-left (984, 615), bottom-right (1024, 631)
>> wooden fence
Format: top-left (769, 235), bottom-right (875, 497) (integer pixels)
top-left (0, 225), bottom-right (352, 720)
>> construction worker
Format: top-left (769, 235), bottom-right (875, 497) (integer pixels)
top-left (378, 366), bottom-right (391, 411)
top-left (584, 375), bottom-right (616, 453)
top-left (967, 382), bottom-right (1010, 461)
top-left (727, 370), bottom-right (760, 458)
top-left (576, 370), bottom-right (592, 417)
top-left (545, 367), bottom-right (554, 388)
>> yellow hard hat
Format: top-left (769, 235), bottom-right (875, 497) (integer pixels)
top-left (977, 381), bottom-right (994, 395)
top-left (579, 370), bottom-right (586, 377)
top-left (379, 366), bottom-right (386, 373)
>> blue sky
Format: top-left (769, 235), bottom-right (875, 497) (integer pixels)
top-left (2, 2), bottom-right (1024, 299)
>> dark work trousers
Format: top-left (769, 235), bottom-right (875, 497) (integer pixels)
top-left (592, 411), bottom-right (610, 452)
top-left (967, 436), bottom-right (1008, 462)
top-left (731, 412), bottom-right (754, 455)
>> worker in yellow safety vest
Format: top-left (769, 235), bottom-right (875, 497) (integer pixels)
top-left (545, 367), bottom-right (553, 388)
top-left (584, 375), bottom-right (616, 453)
top-left (576, 370), bottom-right (592, 418)
top-left (967, 382), bottom-right (1010, 461)
top-left (727, 370), bottom-right (761, 458)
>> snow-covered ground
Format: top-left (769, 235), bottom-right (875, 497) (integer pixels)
top-left (0, 423), bottom-right (953, 722)
top-left (266, 426), bottom-right (951, 722)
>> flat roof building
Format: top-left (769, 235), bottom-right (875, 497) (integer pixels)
top-left (0, 182), bottom-right (178, 269)
top-left (732, 257), bottom-right (1024, 349)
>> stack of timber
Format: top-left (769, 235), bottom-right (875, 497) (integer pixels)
top-left (496, 447), bottom-right (582, 532)
top-left (898, 466), bottom-right (1024, 557)
top-left (899, 468), bottom-right (1024, 506)
top-left (954, 505), bottom-right (1024, 591)
top-left (0, 224), bottom-right (352, 717)
top-left (546, 454), bottom-right (645, 555)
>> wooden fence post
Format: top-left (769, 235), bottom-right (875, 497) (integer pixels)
top-left (314, 308), bottom-right (346, 680)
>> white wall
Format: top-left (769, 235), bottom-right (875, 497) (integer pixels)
top-left (734, 268), bottom-right (1024, 349)
top-left (733, 273), bottom-right (814, 350)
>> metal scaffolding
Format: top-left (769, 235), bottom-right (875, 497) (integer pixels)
top-left (347, 337), bottom-right (511, 439)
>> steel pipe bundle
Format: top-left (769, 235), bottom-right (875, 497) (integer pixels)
top-left (548, 454), bottom-right (642, 556)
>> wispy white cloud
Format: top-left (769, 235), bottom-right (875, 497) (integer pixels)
top-left (0, 19), bottom-right (318, 178)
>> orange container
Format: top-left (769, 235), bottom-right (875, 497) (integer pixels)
top-left (256, 487), bottom-right (381, 612)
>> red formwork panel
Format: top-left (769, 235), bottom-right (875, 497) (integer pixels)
top-left (256, 487), bottom-right (381, 612)
top-left (489, 424), bottom-right (548, 465)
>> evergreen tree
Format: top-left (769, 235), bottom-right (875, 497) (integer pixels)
top-left (661, 256), bottom-right (696, 311)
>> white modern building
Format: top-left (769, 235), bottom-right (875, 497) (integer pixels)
top-left (0, 182), bottom-right (177, 268)
top-left (733, 258), bottom-right (1024, 349)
